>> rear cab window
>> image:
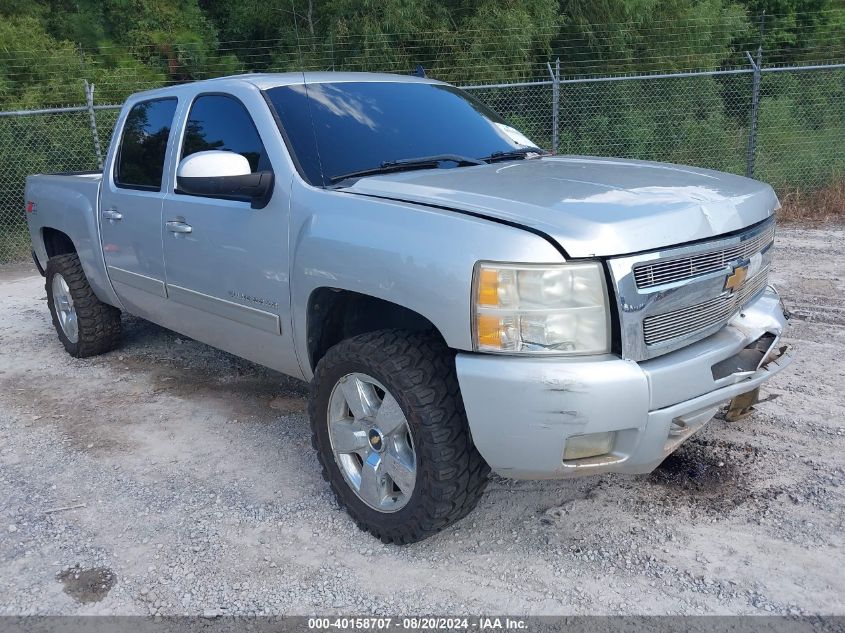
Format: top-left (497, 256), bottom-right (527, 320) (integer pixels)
top-left (115, 98), bottom-right (178, 190)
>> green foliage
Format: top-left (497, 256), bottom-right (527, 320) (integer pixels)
top-left (558, 0), bottom-right (748, 73)
top-left (0, 16), bottom-right (85, 108)
top-left (0, 14), bottom-right (167, 108)
top-left (755, 69), bottom-right (845, 188)
top-left (555, 74), bottom-right (749, 181)
top-left (2, 0), bottom-right (843, 107)
top-left (735, 0), bottom-right (841, 63)
top-left (447, 0), bottom-right (562, 82)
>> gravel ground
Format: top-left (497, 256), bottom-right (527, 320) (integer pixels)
top-left (0, 226), bottom-right (843, 617)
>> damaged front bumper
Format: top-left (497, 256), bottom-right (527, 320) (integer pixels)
top-left (455, 287), bottom-right (792, 480)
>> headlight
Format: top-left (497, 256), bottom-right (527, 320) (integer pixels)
top-left (472, 261), bottom-right (611, 355)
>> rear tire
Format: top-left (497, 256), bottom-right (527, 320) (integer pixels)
top-left (45, 253), bottom-right (121, 357)
top-left (309, 330), bottom-right (489, 544)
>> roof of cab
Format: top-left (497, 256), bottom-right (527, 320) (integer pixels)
top-left (128, 71), bottom-right (442, 100)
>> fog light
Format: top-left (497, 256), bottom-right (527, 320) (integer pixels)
top-left (563, 432), bottom-right (615, 461)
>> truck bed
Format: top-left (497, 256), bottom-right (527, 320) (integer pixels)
top-left (25, 172), bottom-right (104, 254)
top-left (25, 171), bottom-right (118, 308)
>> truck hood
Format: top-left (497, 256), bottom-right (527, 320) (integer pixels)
top-left (345, 156), bottom-right (779, 258)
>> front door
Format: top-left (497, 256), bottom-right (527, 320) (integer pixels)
top-left (160, 88), bottom-right (297, 375)
top-left (99, 96), bottom-right (179, 322)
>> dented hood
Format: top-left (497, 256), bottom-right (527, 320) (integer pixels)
top-left (345, 156), bottom-right (779, 258)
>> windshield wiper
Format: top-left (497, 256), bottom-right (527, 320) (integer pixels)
top-left (481, 147), bottom-right (548, 163)
top-left (330, 154), bottom-right (485, 185)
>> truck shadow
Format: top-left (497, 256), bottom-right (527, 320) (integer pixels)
top-left (113, 313), bottom-right (309, 422)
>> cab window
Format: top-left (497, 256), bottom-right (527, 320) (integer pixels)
top-left (179, 94), bottom-right (269, 174)
top-left (115, 98), bottom-right (178, 190)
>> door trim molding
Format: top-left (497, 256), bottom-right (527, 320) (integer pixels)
top-left (167, 284), bottom-right (282, 335)
top-left (107, 266), bottom-right (168, 298)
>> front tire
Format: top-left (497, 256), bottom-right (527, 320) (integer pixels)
top-left (309, 330), bottom-right (489, 544)
top-left (45, 253), bottom-right (121, 357)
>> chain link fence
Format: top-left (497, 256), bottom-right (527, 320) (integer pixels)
top-left (0, 104), bottom-right (118, 261)
top-left (464, 62), bottom-right (845, 189)
top-left (1, 62), bottom-right (844, 262)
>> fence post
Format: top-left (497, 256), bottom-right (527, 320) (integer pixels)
top-left (547, 58), bottom-right (560, 154)
top-left (745, 48), bottom-right (762, 178)
top-left (83, 80), bottom-right (104, 169)
top-left (745, 13), bottom-right (765, 179)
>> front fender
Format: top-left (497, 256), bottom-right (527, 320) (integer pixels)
top-left (289, 180), bottom-right (564, 380)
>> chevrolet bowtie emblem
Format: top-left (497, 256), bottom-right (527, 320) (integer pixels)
top-left (724, 264), bottom-right (749, 293)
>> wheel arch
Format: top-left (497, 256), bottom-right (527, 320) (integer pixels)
top-left (41, 227), bottom-right (77, 258)
top-left (306, 288), bottom-right (447, 372)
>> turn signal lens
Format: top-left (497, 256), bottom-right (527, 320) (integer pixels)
top-left (476, 314), bottom-right (503, 347)
top-left (477, 268), bottom-right (500, 306)
top-left (472, 262), bottom-right (610, 355)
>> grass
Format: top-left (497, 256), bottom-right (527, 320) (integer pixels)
top-left (777, 178), bottom-right (845, 225)
top-left (0, 225), bottom-right (31, 264)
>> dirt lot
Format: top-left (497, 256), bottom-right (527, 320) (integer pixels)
top-left (1, 226), bottom-right (843, 617)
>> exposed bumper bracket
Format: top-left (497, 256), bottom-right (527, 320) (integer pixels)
top-left (725, 386), bottom-right (760, 422)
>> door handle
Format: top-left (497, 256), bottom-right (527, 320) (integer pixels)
top-left (165, 221), bottom-right (193, 234)
top-left (102, 208), bottom-right (123, 221)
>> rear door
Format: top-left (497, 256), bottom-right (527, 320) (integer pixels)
top-left (160, 85), bottom-right (298, 375)
top-left (99, 96), bottom-right (179, 322)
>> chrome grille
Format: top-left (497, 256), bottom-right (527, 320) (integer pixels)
top-left (633, 223), bottom-right (775, 289)
top-left (643, 266), bottom-right (770, 346)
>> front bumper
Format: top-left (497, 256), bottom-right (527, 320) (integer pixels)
top-left (455, 287), bottom-right (792, 479)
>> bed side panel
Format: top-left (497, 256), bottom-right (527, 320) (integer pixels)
top-left (25, 173), bottom-right (122, 308)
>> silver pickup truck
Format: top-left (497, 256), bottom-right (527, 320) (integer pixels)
top-left (25, 72), bottom-right (792, 543)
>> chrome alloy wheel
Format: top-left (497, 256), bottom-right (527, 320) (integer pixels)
top-left (327, 372), bottom-right (417, 512)
top-left (51, 273), bottom-right (79, 343)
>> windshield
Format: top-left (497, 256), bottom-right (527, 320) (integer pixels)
top-left (264, 81), bottom-right (539, 187)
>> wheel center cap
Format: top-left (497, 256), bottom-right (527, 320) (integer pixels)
top-left (367, 429), bottom-right (384, 452)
